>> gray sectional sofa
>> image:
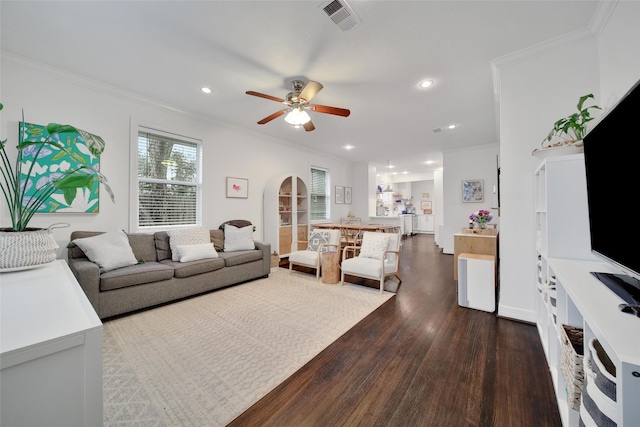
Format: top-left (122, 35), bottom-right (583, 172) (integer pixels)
top-left (67, 228), bottom-right (271, 319)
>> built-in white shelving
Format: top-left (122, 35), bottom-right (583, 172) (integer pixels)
top-left (534, 154), bottom-right (640, 426)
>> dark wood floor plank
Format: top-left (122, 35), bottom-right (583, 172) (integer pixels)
top-left (229, 234), bottom-right (560, 427)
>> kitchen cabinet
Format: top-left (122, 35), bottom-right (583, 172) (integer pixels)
top-left (414, 214), bottom-right (434, 233)
top-left (264, 175), bottom-right (309, 256)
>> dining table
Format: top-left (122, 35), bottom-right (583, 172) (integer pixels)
top-left (312, 222), bottom-right (401, 253)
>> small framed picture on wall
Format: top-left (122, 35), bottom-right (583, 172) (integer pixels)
top-left (335, 186), bottom-right (344, 204)
top-left (462, 179), bottom-right (483, 203)
top-left (226, 177), bottom-right (249, 198)
top-left (345, 187), bottom-right (352, 204)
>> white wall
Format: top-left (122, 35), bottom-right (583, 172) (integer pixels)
top-left (0, 54), bottom-right (354, 258)
top-left (441, 144), bottom-right (499, 254)
top-left (597, 1), bottom-right (640, 107)
top-left (493, 1), bottom-right (639, 322)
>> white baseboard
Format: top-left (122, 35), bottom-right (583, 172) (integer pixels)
top-left (498, 304), bottom-right (536, 324)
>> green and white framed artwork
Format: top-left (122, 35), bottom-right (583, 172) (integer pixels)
top-left (19, 122), bottom-right (101, 213)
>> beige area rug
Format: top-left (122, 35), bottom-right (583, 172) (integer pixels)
top-left (103, 269), bottom-right (394, 426)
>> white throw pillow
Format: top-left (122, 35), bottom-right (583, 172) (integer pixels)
top-left (224, 224), bottom-right (255, 251)
top-left (73, 229), bottom-right (138, 273)
top-left (359, 233), bottom-right (391, 260)
top-left (177, 243), bottom-right (218, 262)
top-left (167, 227), bottom-right (210, 261)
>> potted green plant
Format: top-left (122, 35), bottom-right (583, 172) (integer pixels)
top-left (0, 102), bottom-right (114, 270)
top-left (533, 93), bottom-right (601, 157)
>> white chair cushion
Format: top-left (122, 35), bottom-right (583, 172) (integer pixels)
top-left (342, 256), bottom-right (397, 278)
top-left (359, 232), bottom-right (390, 259)
top-left (289, 249), bottom-right (319, 267)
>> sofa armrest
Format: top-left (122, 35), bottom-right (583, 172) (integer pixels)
top-left (254, 240), bottom-right (271, 276)
top-left (68, 257), bottom-right (101, 314)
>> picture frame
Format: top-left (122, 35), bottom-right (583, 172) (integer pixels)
top-left (226, 177), bottom-right (248, 198)
top-left (421, 200), bottom-right (432, 214)
top-left (19, 122), bottom-right (101, 213)
top-left (462, 179), bottom-right (484, 203)
top-left (344, 186), bottom-right (352, 204)
top-left (335, 185), bottom-right (344, 204)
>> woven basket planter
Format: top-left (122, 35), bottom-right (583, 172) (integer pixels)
top-left (0, 228), bottom-right (59, 270)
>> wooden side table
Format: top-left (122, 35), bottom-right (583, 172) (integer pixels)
top-left (321, 251), bottom-right (340, 284)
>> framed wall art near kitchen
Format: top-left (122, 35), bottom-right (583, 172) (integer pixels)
top-left (344, 187), bottom-right (352, 204)
top-left (226, 177), bottom-right (248, 198)
top-left (462, 179), bottom-right (483, 203)
top-left (335, 185), bottom-right (344, 204)
top-left (421, 200), bottom-right (432, 214)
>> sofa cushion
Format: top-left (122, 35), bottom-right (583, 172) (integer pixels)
top-left (99, 262), bottom-right (175, 291)
top-left (160, 258), bottom-right (225, 278)
top-left (127, 233), bottom-right (157, 262)
top-left (217, 249), bottom-right (262, 267)
top-left (154, 231), bottom-right (171, 261)
top-left (167, 227), bottom-right (210, 261)
top-left (210, 229), bottom-right (224, 252)
top-left (73, 230), bottom-right (138, 273)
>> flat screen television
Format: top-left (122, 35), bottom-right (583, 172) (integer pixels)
top-left (583, 78), bottom-right (640, 313)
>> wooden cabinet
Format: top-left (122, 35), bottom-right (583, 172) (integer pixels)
top-left (0, 260), bottom-right (103, 426)
top-left (453, 233), bottom-right (498, 280)
top-left (264, 175), bottom-right (309, 257)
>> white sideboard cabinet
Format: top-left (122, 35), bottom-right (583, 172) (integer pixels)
top-left (534, 154), bottom-right (640, 426)
top-left (0, 260), bottom-right (103, 426)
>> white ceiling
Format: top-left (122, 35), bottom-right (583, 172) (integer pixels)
top-left (0, 1), bottom-right (599, 175)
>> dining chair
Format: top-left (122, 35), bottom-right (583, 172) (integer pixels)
top-left (289, 229), bottom-right (341, 279)
top-left (340, 231), bottom-right (402, 293)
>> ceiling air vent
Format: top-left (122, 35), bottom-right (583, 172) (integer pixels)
top-left (322, 0), bottom-right (360, 31)
top-left (432, 128), bottom-right (443, 133)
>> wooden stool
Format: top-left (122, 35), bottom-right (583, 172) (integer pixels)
top-left (321, 251), bottom-right (340, 284)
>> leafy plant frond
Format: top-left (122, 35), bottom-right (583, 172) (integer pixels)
top-left (543, 93), bottom-right (601, 146)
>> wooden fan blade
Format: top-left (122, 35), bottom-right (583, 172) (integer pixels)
top-left (303, 120), bottom-right (315, 132)
top-left (246, 91), bottom-right (285, 103)
top-left (258, 109), bottom-right (287, 125)
top-left (308, 104), bottom-right (351, 117)
top-left (298, 81), bottom-right (323, 103)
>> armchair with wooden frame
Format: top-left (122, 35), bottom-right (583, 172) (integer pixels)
top-left (288, 229), bottom-right (341, 280)
top-left (340, 231), bottom-right (402, 293)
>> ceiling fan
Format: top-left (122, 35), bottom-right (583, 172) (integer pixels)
top-left (246, 80), bottom-right (350, 132)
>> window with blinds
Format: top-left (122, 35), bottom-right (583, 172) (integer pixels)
top-left (137, 128), bottom-right (202, 228)
top-left (310, 167), bottom-right (329, 221)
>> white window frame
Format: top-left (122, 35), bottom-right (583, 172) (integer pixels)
top-left (310, 166), bottom-right (330, 223)
top-left (130, 122), bottom-right (203, 231)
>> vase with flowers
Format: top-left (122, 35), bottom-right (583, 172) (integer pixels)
top-left (470, 210), bottom-right (493, 229)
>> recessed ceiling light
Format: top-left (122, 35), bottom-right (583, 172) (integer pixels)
top-left (448, 124), bottom-right (457, 129)
top-left (424, 160), bottom-right (435, 165)
top-left (419, 79), bottom-right (434, 89)
top-left (201, 87), bottom-right (212, 94)
top-left (344, 144), bottom-right (354, 150)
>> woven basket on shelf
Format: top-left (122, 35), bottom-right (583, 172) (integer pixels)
top-left (560, 324), bottom-right (585, 411)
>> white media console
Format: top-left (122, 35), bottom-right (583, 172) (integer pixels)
top-left (0, 260), bottom-right (103, 426)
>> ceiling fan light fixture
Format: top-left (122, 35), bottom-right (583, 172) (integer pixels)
top-left (284, 107), bottom-right (311, 125)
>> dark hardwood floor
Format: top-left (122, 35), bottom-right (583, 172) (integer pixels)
top-left (228, 234), bottom-right (561, 427)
